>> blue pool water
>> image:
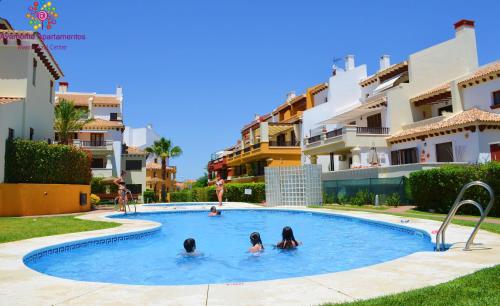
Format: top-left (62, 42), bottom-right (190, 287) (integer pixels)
top-left (25, 210), bottom-right (434, 285)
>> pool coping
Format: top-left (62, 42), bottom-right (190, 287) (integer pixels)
top-left (1, 203), bottom-right (499, 306)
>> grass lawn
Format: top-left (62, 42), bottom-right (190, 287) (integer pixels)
top-left (313, 205), bottom-right (500, 235)
top-left (0, 215), bottom-right (121, 244)
top-left (324, 264), bottom-right (500, 306)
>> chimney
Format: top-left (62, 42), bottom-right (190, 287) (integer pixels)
top-left (379, 55), bottom-right (390, 71)
top-left (454, 19), bottom-right (475, 36)
top-left (345, 55), bottom-right (355, 71)
top-left (116, 86), bottom-right (123, 98)
top-left (286, 91), bottom-right (296, 102)
top-left (59, 81), bottom-right (68, 93)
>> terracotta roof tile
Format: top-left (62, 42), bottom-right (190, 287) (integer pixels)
top-left (360, 61), bottom-right (408, 86)
top-left (0, 97), bottom-right (24, 105)
top-left (146, 162), bottom-right (175, 171)
top-left (458, 62), bottom-right (500, 86)
top-left (82, 118), bottom-right (124, 130)
top-left (410, 83), bottom-right (451, 103)
top-left (309, 83), bottom-right (328, 95)
top-left (388, 108), bottom-right (500, 141)
top-left (93, 96), bottom-right (120, 106)
top-left (56, 93), bottom-right (93, 106)
top-left (125, 146), bottom-right (147, 155)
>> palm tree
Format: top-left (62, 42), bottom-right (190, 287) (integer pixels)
top-left (54, 99), bottom-right (88, 144)
top-left (146, 138), bottom-right (182, 202)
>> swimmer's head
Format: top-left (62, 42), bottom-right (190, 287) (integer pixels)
top-left (250, 232), bottom-right (263, 247)
top-left (210, 206), bottom-right (217, 213)
top-left (183, 238), bottom-right (196, 253)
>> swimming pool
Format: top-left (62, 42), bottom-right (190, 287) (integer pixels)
top-left (24, 209), bottom-right (434, 285)
top-left (143, 202), bottom-right (212, 207)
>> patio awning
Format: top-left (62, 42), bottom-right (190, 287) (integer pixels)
top-left (320, 106), bottom-right (384, 125)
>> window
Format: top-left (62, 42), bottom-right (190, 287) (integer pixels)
top-left (90, 133), bottom-right (104, 146)
top-left (291, 131), bottom-right (296, 146)
top-left (49, 80), bottom-right (54, 104)
top-left (126, 184), bottom-right (142, 194)
top-left (29, 128), bottom-right (34, 140)
top-left (436, 142), bottom-right (454, 162)
top-left (32, 59), bottom-right (37, 86)
top-left (391, 148), bottom-right (418, 165)
top-left (91, 158), bottom-right (105, 168)
top-left (329, 153), bottom-right (335, 172)
top-left (110, 113), bottom-right (118, 121)
top-left (367, 113), bottom-right (382, 128)
top-left (493, 90), bottom-right (500, 108)
top-left (438, 105), bottom-right (453, 116)
top-left (125, 160), bottom-right (142, 170)
top-left (8, 128), bottom-right (14, 140)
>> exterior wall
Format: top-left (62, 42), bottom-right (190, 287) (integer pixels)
top-left (122, 155), bottom-right (146, 199)
top-left (0, 184), bottom-right (90, 216)
top-left (0, 47), bottom-right (29, 96)
top-left (313, 89), bottom-right (328, 107)
top-left (24, 50), bottom-right (55, 141)
top-left (390, 26), bottom-right (478, 133)
top-left (93, 105), bottom-right (121, 120)
top-left (123, 125), bottom-right (161, 149)
top-left (478, 130), bottom-right (500, 163)
top-left (0, 101), bottom-right (24, 183)
top-left (461, 78), bottom-right (500, 113)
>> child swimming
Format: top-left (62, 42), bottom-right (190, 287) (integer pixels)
top-left (249, 232), bottom-right (264, 253)
top-left (183, 238), bottom-right (196, 254)
top-left (276, 226), bottom-right (300, 249)
top-left (208, 206), bottom-right (221, 216)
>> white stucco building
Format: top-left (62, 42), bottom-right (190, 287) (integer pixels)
top-left (55, 84), bottom-right (147, 197)
top-left (302, 19), bottom-right (499, 177)
top-left (0, 18), bottom-right (63, 182)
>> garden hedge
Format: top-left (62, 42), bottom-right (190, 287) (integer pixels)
top-left (5, 139), bottom-right (92, 185)
top-left (409, 162), bottom-right (500, 217)
top-left (170, 183), bottom-right (265, 203)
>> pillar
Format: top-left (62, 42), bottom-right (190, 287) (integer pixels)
top-left (351, 146), bottom-right (361, 167)
top-left (310, 155), bottom-right (318, 164)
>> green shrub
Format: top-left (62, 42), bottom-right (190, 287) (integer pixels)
top-left (337, 193), bottom-right (349, 205)
top-left (385, 193), bottom-right (401, 207)
top-left (409, 162), bottom-right (500, 217)
top-left (91, 177), bottom-right (106, 194)
top-left (143, 189), bottom-right (157, 203)
top-left (349, 189), bottom-right (374, 206)
top-left (169, 183), bottom-right (265, 203)
top-left (5, 139), bottom-right (91, 184)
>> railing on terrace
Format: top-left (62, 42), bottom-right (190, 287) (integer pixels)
top-left (356, 127), bottom-right (389, 135)
top-left (80, 140), bottom-right (109, 147)
top-left (243, 147), bottom-right (251, 153)
top-left (307, 135), bottom-right (321, 144)
top-left (326, 128), bottom-right (344, 138)
top-left (269, 141), bottom-right (300, 147)
top-left (252, 143), bottom-right (261, 149)
top-left (234, 150), bottom-right (242, 156)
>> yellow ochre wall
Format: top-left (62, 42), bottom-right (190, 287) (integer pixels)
top-left (0, 184), bottom-right (91, 217)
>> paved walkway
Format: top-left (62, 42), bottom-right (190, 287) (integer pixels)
top-left (386, 205), bottom-right (416, 213)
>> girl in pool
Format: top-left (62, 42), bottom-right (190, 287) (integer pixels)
top-left (249, 232), bottom-right (264, 253)
top-left (276, 226), bottom-right (300, 249)
top-left (183, 238), bottom-right (197, 255)
top-left (215, 173), bottom-right (224, 206)
top-left (208, 206), bottom-right (221, 216)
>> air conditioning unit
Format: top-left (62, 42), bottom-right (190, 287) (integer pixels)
top-left (338, 155), bottom-right (346, 161)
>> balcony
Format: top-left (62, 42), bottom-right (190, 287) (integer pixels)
top-left (227, 141), bottom-right (301, 166)
top-left (73, 139), bottom-right (113, 151)
top-left (304, 125), bottom-right (390, 156)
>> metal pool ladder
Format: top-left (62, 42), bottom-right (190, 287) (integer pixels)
top-left (435, 181), bottom-right (494, 251)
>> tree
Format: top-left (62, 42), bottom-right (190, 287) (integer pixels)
top-left (145, 138), bottom-right (182, 202)
top-left (54, 99), bottom-right (88, 144)
top-left (193, 173), bottom-right (208, 188)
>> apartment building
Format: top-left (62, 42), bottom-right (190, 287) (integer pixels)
top-left (216, 85), bottom-right (323, 183)
top-left (303, 20), bottom-right (499, 177)
top-left (0, 18), bottom-right (63, 182)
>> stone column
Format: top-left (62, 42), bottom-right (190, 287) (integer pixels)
top-left (106, 155), bottom-right (113, 169)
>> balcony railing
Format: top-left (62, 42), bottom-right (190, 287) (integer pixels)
top-left (234, 150), bottom-right (241, 156)
top-left (307, 135), bottom-right (321, 144)
top-left (356, 127), bottom-right (389, 135)
top-left (326, 128), bottom-right (344, 138)
top-left (269, 141), bottom-right (300, 147)
top-left (252, 143), bottom-right (261, 149)
top-left (243, 147), bottom-right (251, 153)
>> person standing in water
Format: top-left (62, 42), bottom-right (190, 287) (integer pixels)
top-left (276, 226), bottom-right (300, 249)
top-left (249, 232), bottom-right (264, 253)
top-left (215, 173), bottom-right (225, 206)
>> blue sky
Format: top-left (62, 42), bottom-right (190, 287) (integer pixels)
top-left (1, 0), bottom-right (499, 180)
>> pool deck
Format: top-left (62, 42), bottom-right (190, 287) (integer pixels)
top-left (1, 202), bottom-right (499, 306)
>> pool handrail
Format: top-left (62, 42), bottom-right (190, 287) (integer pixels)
top-left (435, 181), bottom-right (494, 251)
